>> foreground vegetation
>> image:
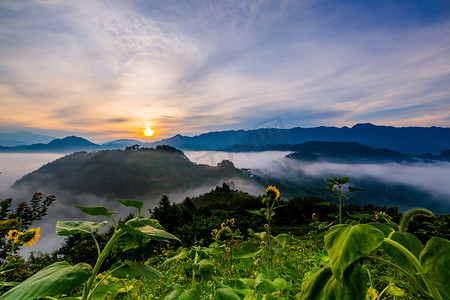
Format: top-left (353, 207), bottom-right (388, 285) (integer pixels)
top-left (1, 179), bottom-right (449, 299)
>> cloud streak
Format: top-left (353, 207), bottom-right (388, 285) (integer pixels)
top-left (0, 0), bottom-right (449, 142)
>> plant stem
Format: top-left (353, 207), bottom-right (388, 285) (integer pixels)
top-left (364, 255), bottom-right (430, 297)
top-left (81, 228), bottom-right (124, 300)
top-left (383, 238), bottom-right (442, 300)
top-left (192, 250), bottom-right (199, 289)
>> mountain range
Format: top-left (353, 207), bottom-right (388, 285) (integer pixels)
top-left (1, 123), bottom-right (449, 154)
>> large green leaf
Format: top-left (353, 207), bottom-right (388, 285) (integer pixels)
top-left (325, 224), bottom-right (384, 282)
top-left (127, 218), bottom-right (165, 230)
top-left (382, 232), bottom-right (423, 271)
top-left (56, 220), bottom-right (108, 236)
top-left (91, 284), bottom-right (118, 300)
top-left (367, 222), bottom-right (395, 237)
top-left (110, 261), bottom-right (164, 280)
top-left (235, 242), bottom-right (261, 259)
top-left (165, 287), bottom-right (200, 300)
top-left (73, 205), bottom-right (115, 217)
top-left (115, 198), bottom-right (143, 210)
top-left (420, 237), bottom-right (450, 300)
top-left (195, 259), bottom-right (215, 280)
top-left (119, 223), bottom-right (180, 243)
top-left (300, 262), bottom-right (367, 300)
top-left (216, 287), bottom-right (242, 300)
top-left (0, 261), bottom-right (92, 300)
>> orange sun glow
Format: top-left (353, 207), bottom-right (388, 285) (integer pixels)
top-left (144, 127), bottom-right (154, 137)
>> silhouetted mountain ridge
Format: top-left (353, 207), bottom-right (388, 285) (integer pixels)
top-left (1, 123), bottom-right (449, 154)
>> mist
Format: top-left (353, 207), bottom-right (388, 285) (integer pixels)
top-left (185, 151), bottom-right (450, 212)
top-left (1, 151), bottom-right (449, 257)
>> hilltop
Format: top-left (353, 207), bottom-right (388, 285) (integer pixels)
top-left (14, 146), bottom-right (249, 199)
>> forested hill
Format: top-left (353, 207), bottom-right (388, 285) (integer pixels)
top-left (14, 146), bottom-right (249, 198)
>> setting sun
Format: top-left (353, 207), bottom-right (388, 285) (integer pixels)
top-left (144, 127), bottom-right (154, 137)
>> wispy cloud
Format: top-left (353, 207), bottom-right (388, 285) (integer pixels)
top-left (0, 0), bottom-right (449, 141)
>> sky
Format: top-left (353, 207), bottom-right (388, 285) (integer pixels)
top-left (0, 0), bottom-right (449, 143)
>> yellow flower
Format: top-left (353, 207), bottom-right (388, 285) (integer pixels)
top-left (264, 223), bottom-right (269, 229)
top-left (312, 213), bottom-right (316, 219)
top-left (266, 186), bottom-right (280, 200)
top-left (225, 247), bottom-right (231, 253)
top-left (7, 230), bottom-right (19, 242)
top-left (230, 218), bottom-right (235, 224)
top-left (21, 227), bottom-right (40, 248)
top-left (260, 241), bottom-right (267, 248)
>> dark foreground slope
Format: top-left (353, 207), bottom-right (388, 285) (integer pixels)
top-left (14, 146), bottom-right (249, 199)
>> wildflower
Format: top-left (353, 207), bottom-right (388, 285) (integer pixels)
top-left (312, 213), bottom-right (316, 219)
top-left (264, 223), bottom-right (269, 229)
top-left (260, 241), bottom-right (267, 248)
top-left (230, 218), bottom-right (235, 224)
top-left (225, 247), bottom-right (231, 253)
top-left (7, 230), bottom-right (19, 243)
top-left (230, 239), bottom-right (237, 245)
top-left (21, 227), bottom-right (40, 248)
top-left (266, 186), bottom-right (280, 201)
top-left (96, 273), bottom-right (105, 280)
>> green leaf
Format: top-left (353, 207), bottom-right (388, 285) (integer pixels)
top-left (119, 223), bottom-right (180, 243)
top-left (282, 262), bottom-right (302, 281)
top-left (386, 284), bottom-right (405, 297)
top-left (73, 205), bottom-right (115, 217)
top-left (300, 262), bottom-right (367, 300)
top-left (163, 249), bottom-right (187, 266)
top-left (255, 273), bottom-right (277, 294)
top-left (127, 218), bottom-right (165, 230)
top-left (234, 242), bottom-right (261, 259)
top-left (247, 210), bottom-right (264, 217)
top-left (274, 233), bottom-right (292, 248)
top-left (325, 224), bottom-right (384, 282)
top-left (239, 278), bottom-right (256, 289)
top-left (115, 198), bottom-right (143, 210)
top-left (420, 237), bottom-right (450, 299)
top-left (382, 232), bottom-right (423, 271)
top-left (110, 261), bottom-right (164, 280)
top-left (216, 287), bottom-right (242, 300)
top-left (367, 222), bottom-right (395, 237)
top-left (316, 201), bottom-right (331, 206)
top-left (56, 220), bottom-right (108, 236)
top-left (195, 259), bottom-right (214, 280)
top-left (91, 284), bottom-right (118, 300)
top-left (165, 287), bottom-right (200, 300)
top-left (0, 261), bottom-right (92, 300)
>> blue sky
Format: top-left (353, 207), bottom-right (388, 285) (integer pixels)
top-left (0, 0), bottom-right (449, 142)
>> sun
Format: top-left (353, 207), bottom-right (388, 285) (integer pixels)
top-left (143, 127), bottom-right (154, 137)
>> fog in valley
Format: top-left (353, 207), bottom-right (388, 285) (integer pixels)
top-left (1, 151), bottom-right (449, 256)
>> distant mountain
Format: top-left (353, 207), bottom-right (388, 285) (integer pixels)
top-left (146, 123), bottom-right (450, 154)
top-left (0, 136), bottom-right (100, 153)
top-left (101, 139), bottom-right (147, 149)
top-left (1, 123), bottom-right (449, 154)
top-left (217, 141), bottom-right (450, 163)
top-left (0, 131), bottom-right (56, 146)
top-left (14, 146), bottom-right (249, 199)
